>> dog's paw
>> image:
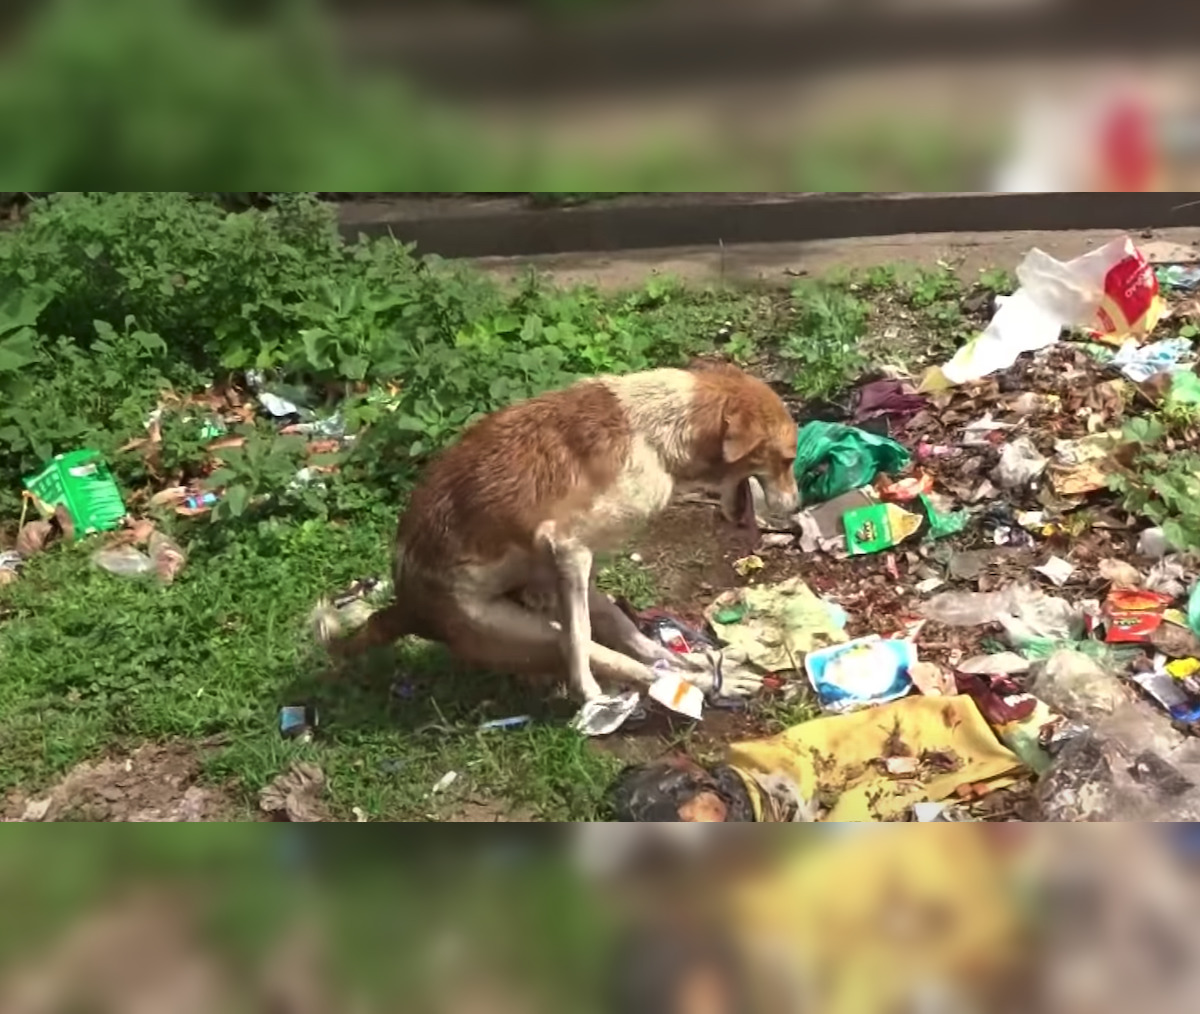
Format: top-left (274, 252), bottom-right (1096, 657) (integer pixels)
top-left (678, 651), bottom-right (763, 699)
top-left (717, 666), bottom-right (765, 698)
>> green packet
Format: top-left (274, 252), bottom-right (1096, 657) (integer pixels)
top-left (843, 502), bottom-right (922, 555)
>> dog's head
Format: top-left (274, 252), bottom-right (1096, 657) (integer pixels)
top-left (691, 363), bottom-right (799, 516)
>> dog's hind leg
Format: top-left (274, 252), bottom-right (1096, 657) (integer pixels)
top-left (587, 587), bottom-right (708, 673)
top-left (447, 595), bottom-right (659, 699)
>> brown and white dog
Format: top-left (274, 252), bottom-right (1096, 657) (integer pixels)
top-left (315, 363), bottom-right (799, 701)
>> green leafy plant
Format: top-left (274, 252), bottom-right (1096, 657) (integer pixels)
top-left (978, 267), bottom-right (1017, 295)
top-left (1111, 416), bottom-right (1200, 550)
top-left (904, 267), bottom-right (962, 309)
top-left (203, 426), bottom-right (330, 522)
top-left (780, 281), bottom-right (869, 400)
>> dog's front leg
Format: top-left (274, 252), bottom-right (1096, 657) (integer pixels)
top-left (719, 477), bottom-right (743, 524)
top-left (538, 524), bottom-right (602, 700)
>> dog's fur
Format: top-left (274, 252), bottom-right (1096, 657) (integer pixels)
top-left (316, 363), bottom-right (799, 699)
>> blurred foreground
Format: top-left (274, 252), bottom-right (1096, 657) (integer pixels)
top-left (3, 828), bottom-right (1200, 1014)
top-left (1, 0), bottom-right (1199, 190)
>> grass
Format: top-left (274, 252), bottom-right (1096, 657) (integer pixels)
top-left (594, 553), bottom-right (660, 611)
top-left (0, 192), bottom-right (1090, 822)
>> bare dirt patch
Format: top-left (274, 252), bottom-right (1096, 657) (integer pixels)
top-left (3, 742), bottom-right (250, 822)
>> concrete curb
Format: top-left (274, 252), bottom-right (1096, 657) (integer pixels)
top-left (337, 193), bottom-right (1200, 259)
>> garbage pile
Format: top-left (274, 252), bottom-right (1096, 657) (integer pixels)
top-left (2, 372), bottom-right (359, 586)
top-left (611, 234), bottom-right (1200, 822)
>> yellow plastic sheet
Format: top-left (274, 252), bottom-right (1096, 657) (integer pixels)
top-left (730, 828), bottom-right (1026, 1014)
top-left (729, 695), bottom-right (1025, 821)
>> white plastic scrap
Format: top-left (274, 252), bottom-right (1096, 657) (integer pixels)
top-left (572, 692), bottom-right (642, 737)
top-left (1035, 556), bottom-right (1075, 588)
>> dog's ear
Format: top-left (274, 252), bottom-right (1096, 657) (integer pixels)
top-left (722, 409), bottom-right (760, 462)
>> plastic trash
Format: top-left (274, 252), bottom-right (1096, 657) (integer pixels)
top-left (843, 502), bottom-right (922, 555)
top-left (804, 635), bottom-right (915, 714)
top-left (922, 584), bottom-right (1082, 648)
top-left (1029, 649), bottom-right (1120, 722)
top-left (1034, 556), bottom-right (1074, 588)
top-left (1138, 527), bottom-right (1176, 559)
top-left (279, 704), bottom-right (318, 741)
top-left (1099, 588), bottom-right (1173, 643)
top-left (605, 758), bottom-right (768, 822)
top-left (648, 669), bottom-right (705, 721)
top-left (148, 531), bottom-right (186, 585)
top-left (850, 378), bottom-right (927, 432)
top-left (918, 493), bottom-right (967, 539)
top-left (572, 692), bottom-right (643, 737)
top-left (792, 422), bottom-right (911, 504)
top-left (909, 661), bottom-right (956, 697)
top-left (1145, 557), bottom-right (1187, 599)
top-left (1037, 722), bottom-right (1200, 822)
top-left (1110, 337), bottom-right (1193, 382)
top-left (1099, 558), bottom-right (1142, 589)
top-left (1034, 731), bottom-right (1117, 821)
top-left (0, 550), bottom-right (20, 586)
top-left (993, 436), bottom-right (1048, 489)
top-left (925, 236), bottom-right (1163, 389)
top-left (91, 544), bottom-right (155, 578)
top-left (478, 715), bottom-right (533, 732)
top-left (957, 652), bottom-right (1031, 676)
top-left (706, 577), bottom-right (847, 672)
top-left (1168, 371), bottom-right (1200, 408)
top-left (1159, 264), bottom-right (1200, 291)
top-left (1189, 583), bottom-right (1200, 640)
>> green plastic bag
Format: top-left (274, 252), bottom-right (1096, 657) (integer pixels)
top-left (918, 494), bottom-right (968, 540)
top-left (1169, 371), bottom-right (1200, 408)
top-left (793, 422), bottom-right (911, 504)
top-left (1188, 582), bottom-right (1200, 639)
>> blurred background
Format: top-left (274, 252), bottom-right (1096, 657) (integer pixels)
top-left (0, 0), bottom-right (1197, 193)
top-left (4, 828), bottom-right (1200, 1014)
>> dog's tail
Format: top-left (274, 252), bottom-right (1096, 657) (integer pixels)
top-left (310, 596), bottom-right (417, 657)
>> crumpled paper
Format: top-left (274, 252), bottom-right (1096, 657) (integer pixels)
top-left (706, 577), bottom-right (847, 673)
top-left (259, 762), bottom-right (327, 822)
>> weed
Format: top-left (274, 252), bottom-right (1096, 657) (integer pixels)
top-left (1112, 415), bottom-right (1200, 550)
top-left (753, 690), bottom-right (822, 735)
top-left (0, 192), bottom-right (762, 820)
top-left (978, 267), bottom-right (1017, 295)
top-left (859, 265), bottom-right (899, 294)
top-left (903, 266), bottom-right (962, 310)
top-left (595, 555), bottom-right (660, 610)
top-left (780, 280), bottom-right (869, 401)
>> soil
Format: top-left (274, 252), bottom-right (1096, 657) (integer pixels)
top-left (474, 228), bottom-right (1200, 293)
top-left (3, 741), bottom-right (252, 822)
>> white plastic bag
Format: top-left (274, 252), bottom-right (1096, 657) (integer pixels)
top-left (921, 584), bottom-right (1082, 647)
top-left (927, 236), bottom-right (1163, 389)
top-left (1030, 649), bottom-right (1120, 722)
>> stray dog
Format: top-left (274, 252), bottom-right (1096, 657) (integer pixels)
top-left (314, 364), bottom-right (799, 701)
